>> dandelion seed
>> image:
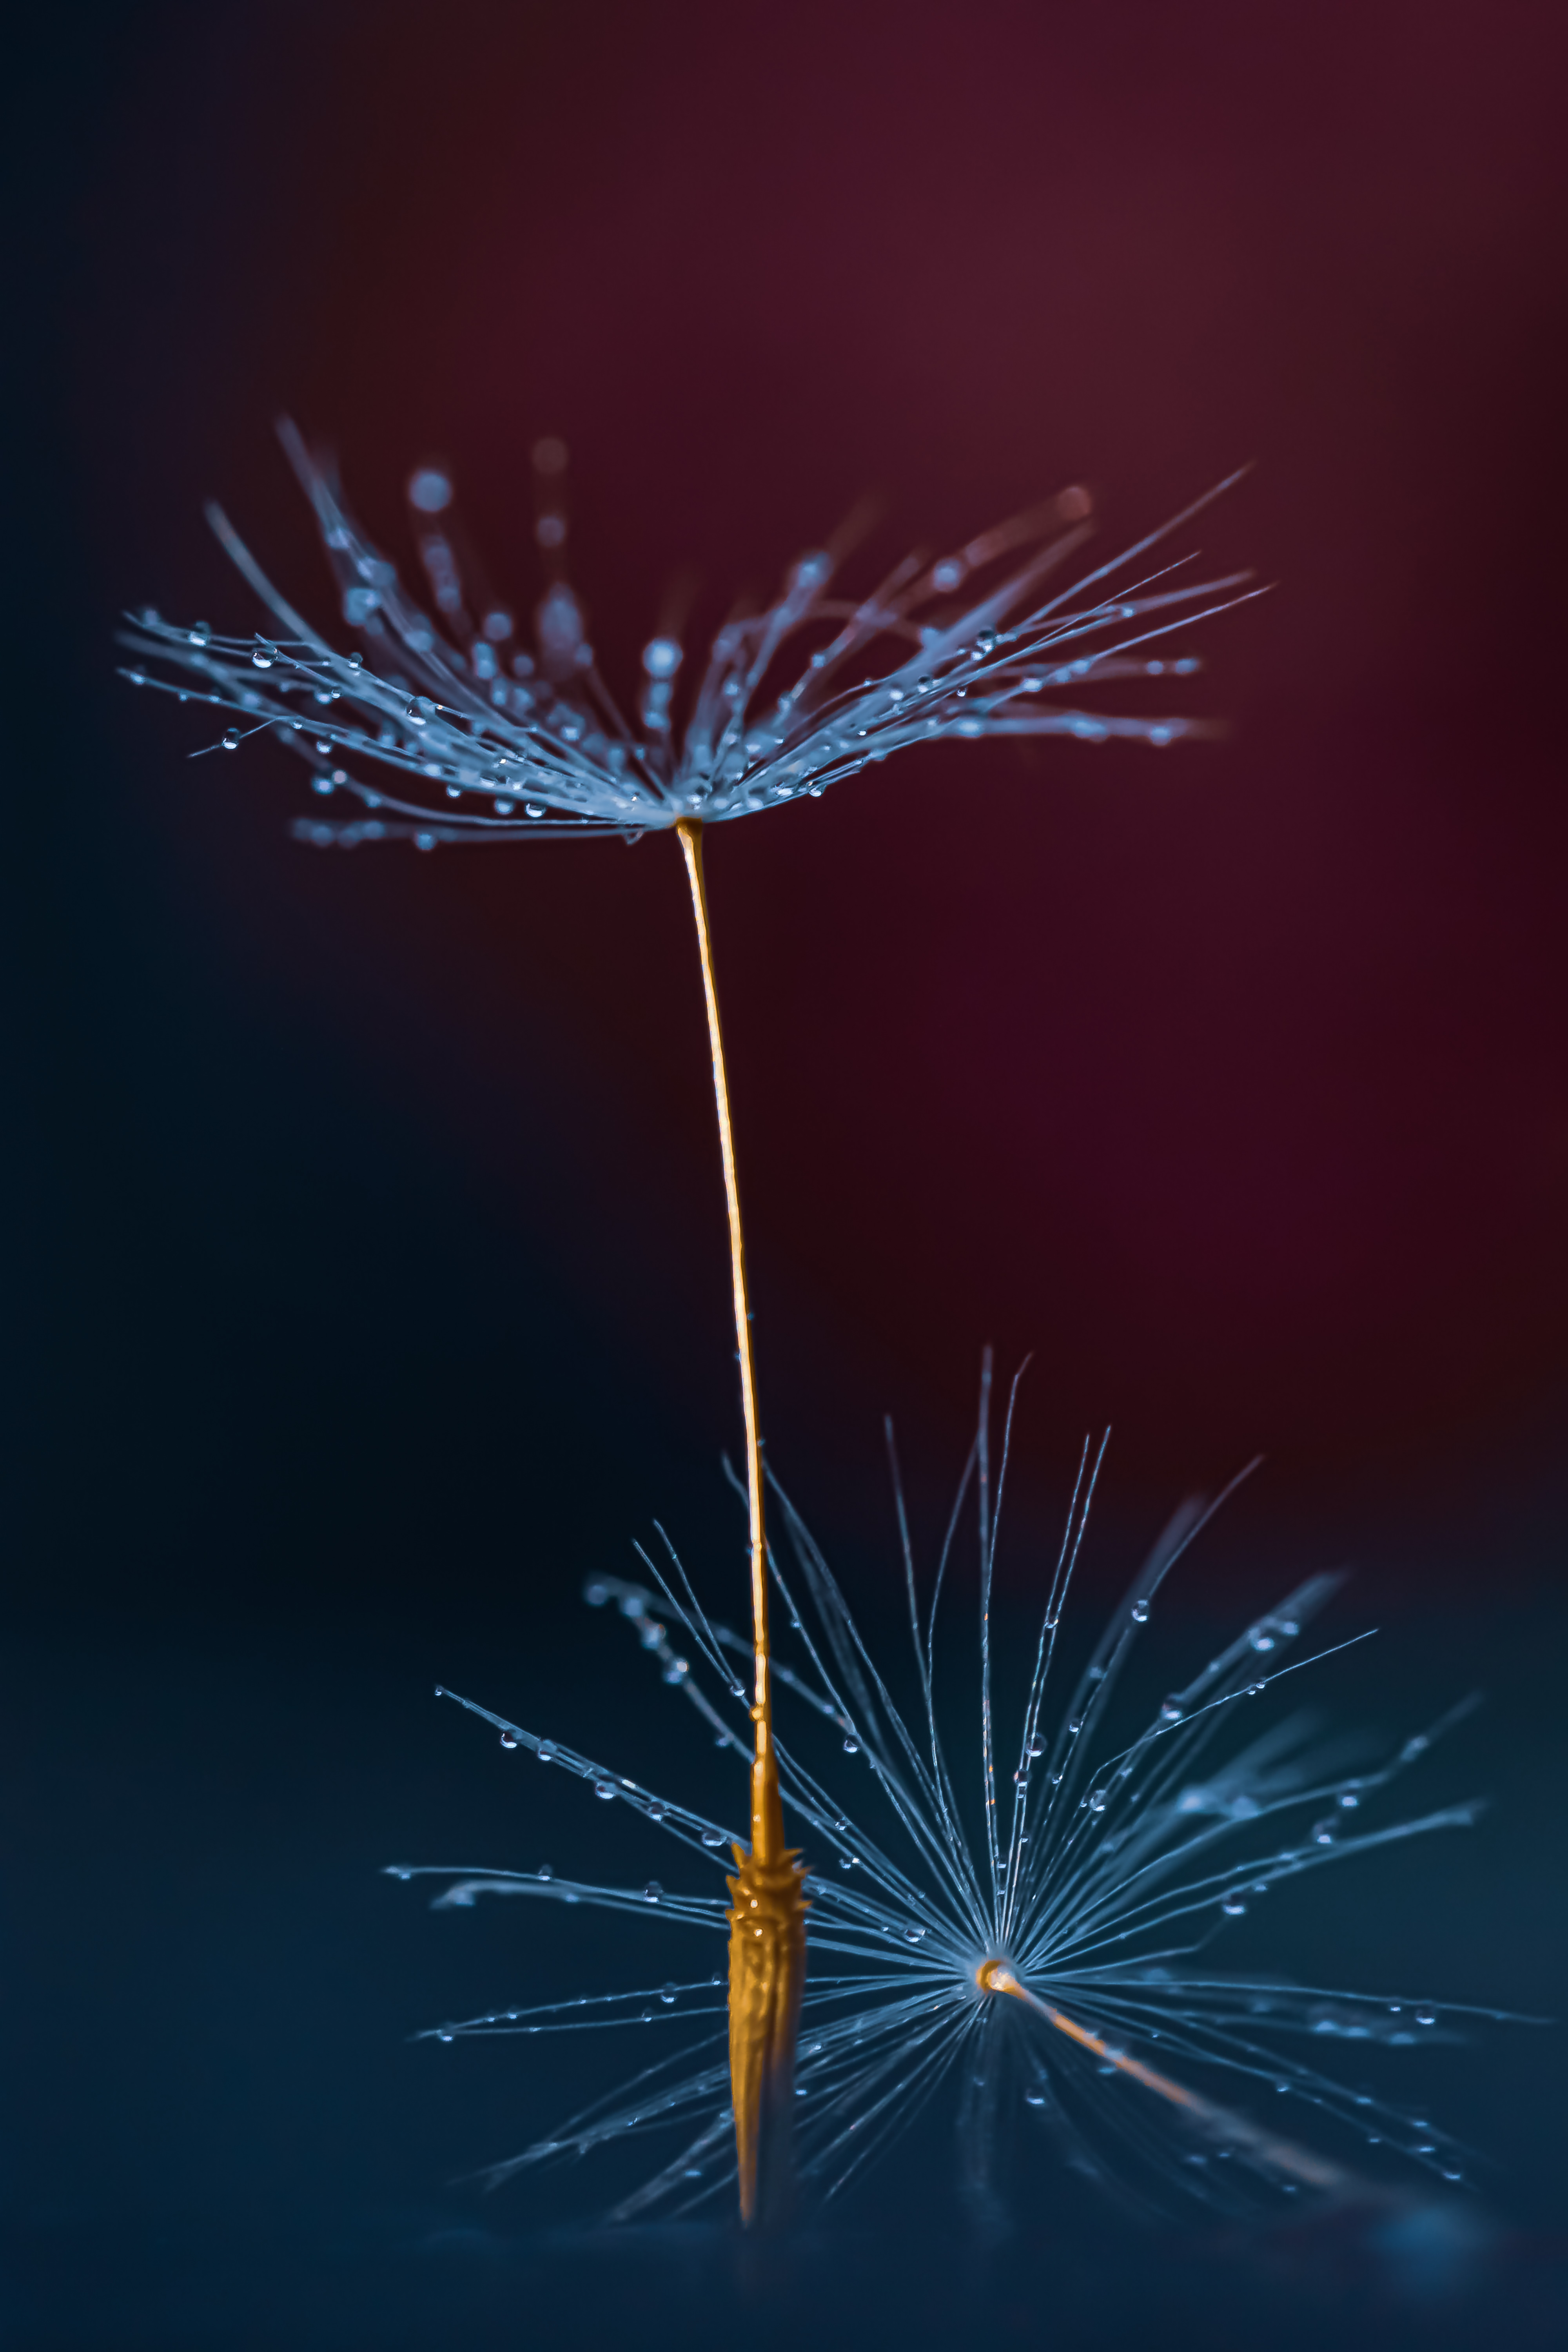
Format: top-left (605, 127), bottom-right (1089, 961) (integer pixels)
top-left (125, 429), bottom-right (1274, 2229)
top-left (394, 1365), bottom-right (1522, 2225)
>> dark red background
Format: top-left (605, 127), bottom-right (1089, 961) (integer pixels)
top-left (19, 0), bottom-right (1568, 1601)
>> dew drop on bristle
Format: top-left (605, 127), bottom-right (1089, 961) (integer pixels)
top-left (843, 1737), bottom-right (860, 1754)
top-left (536, 1741), bottom-right (556, 1764)
top-left (221, 729), bottom-right (241, 750)
top-left (1131, 1599), bottom-right (1150, 1622)
top-left (701, 1830), bottom-right (724, 1848)
top-left (1221, 1895), bottom-right (1247, 1917)
top-left (499, 1731), bottom-right (518, 1750)
top-left (643, 1882), bottom-right (662, 1903)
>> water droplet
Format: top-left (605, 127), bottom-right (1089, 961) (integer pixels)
top-left (536, 1864), bottom-right (553, 1880)
top-left (1159, 1698), bottom-right (1183, 1722)
top-left (537, 1741), bottom-right (556, 1764)
top-left (1250, 1629), bottom-right (1276, 1652)
top-left (975, 628), bottom-right (998, 654)
top-left (905, 1926), bottom-right (926, 1942)
top-left (251, 641), bottom-right (275, 669)
top-left (1221, 1895), bottom-right (1247, 1917)
top-left (498, 1730), bottom-right (518, 1750)
top-left (1131, 1599), bottom-right (1150, 1623)
top-left (642, 636), bottom-right (682, 681)
top-left (1247, 1681), bottom-right (1266, 1696)
top-left (405, 700), bottom-right (428, 725)
top-left (387, 1866), bottom-right (412, 1880)
top-left (1024, 2089), bottom-right (1047, 2107)
top-left (1338, 1789), bottom-right (1360, 1809)
top-left (221, 729), bottom-right (241, 750)
top-left (593, 1780), bottom-right (615, 1800)
top-left (842, 1737), bottom-right (859, 1754)
top-left (932, 559), bottom-right (964, 592)
top-left (1311, 1818), bottom-right (1338, 1846)
top-left (839, 1855), bottom-right (856, 1870)
top-left (662, 1657), bottom-right (689, 1685)
top-left (701, 1829), bottom-right (725, 1849)
top-left (525, 803), bottom-right (544, 820)
top-left (643, 1881), bottom-right (662, 1902)
top-left (436, 2030), bottom-right (454, 2043)
top-left (188, 622), bottom-right (212, 647)
top-left (1067, 1718), bottom-right (1082, 1736)
top-left (1416, 2009), bottom-right (1437, 2027)
top-left (1087, 1789), bottom-right (1107, 1813)
top-left (408, 468), bottom-right (453, 514)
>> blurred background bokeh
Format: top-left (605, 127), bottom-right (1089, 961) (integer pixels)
top-left (6, 2), bottom-right (1565, 2344)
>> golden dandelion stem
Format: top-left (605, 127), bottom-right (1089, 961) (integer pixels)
top-left (676, 818), bottom-right (809, 2229)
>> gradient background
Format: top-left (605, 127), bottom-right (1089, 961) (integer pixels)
top-left (7, 2), bottom-right (1567, 2345)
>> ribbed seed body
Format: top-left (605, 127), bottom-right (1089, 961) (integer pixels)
top-left (728, 1843), bottom-right (809, 2227)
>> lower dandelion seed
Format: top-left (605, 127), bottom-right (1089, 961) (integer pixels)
top-left (390, 1356), bottom-right (1512, 2225)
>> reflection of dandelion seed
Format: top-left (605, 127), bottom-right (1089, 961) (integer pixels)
top-left (393, 1357), bottom-right (1518, 2223)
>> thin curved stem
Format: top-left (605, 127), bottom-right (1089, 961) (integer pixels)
top-left (675, 817), bottom-right (779, 1856)
top-left (676, 819), bottom-right (807, 2229)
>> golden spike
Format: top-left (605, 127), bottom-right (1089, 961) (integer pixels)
top-left (676, 817), bottom-right (809, 2229)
